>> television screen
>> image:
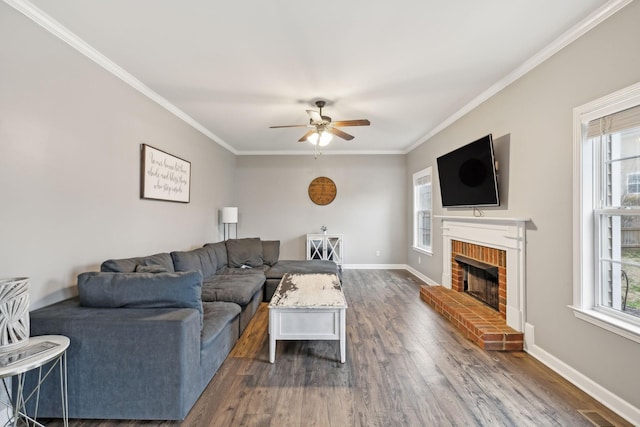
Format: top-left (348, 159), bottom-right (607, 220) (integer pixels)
top-left (436, 134), bottom-right (499, 207)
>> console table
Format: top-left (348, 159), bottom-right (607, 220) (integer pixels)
top-left (0, 335), bottom-right (69, 427)
top-left (306, 233), bottom-right (344, 267)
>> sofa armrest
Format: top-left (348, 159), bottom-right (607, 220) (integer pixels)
top-left (25, 297), bottom-right (202, 420)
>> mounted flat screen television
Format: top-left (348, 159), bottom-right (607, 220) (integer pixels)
top-left (436, 134), bottom-right (500, 207)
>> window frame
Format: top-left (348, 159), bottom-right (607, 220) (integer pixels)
top-left (412, 167), bottom-right (433, 255)
top-left (572, 81), bottom-right (640, 343)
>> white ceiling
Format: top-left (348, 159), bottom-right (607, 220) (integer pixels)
top-left (15, 0), bottom-right (617, 154)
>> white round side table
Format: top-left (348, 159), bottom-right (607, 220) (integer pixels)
top-left (0, 335), bottom-right (69, 427)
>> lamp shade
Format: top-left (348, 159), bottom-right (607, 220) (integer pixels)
top-left (221, 207), bottom-right (238, 224)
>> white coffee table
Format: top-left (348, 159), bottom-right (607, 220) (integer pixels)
top-left (268, 273), bottom-right (347, 363)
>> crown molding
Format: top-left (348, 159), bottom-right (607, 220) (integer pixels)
top-left (4, 0), bottom-right (238, 155)
top-left (237, 149), bottom-right (406, 156)
top-left (403, 0), bottom-right (634, 154)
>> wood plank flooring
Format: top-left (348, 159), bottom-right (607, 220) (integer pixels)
top-left (45, 270), bottom-right (632, 426)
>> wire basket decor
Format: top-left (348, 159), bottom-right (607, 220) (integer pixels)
top-left (0, 277), bottom-right (30, 352)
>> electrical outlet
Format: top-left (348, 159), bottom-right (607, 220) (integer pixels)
top-left (418, 256), bottom-right (421, 264)
top-left (375, 250), bottom-right (380, 257)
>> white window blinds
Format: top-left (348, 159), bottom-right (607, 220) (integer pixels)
top-left (587, 105), bottom-right (640, 138)
top-left (416, 174), bottom-right (431, 210)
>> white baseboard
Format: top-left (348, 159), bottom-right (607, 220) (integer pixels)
top-left (524, 323), bottom-right (640, 425)
top-left (342, 264), bottom-right (407, 270)
top-left (404, 265), bottom-right (440, 286)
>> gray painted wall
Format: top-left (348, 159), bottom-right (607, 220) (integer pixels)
top-left (236, 155), bottom-right (407, 264)
top-left (0, 6), bottom-right (236, 308)
top-left (407, 1), bottom-right (640, 409)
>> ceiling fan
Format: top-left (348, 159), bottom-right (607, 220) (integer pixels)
top-left (270, 100), bottom-right (370, 146)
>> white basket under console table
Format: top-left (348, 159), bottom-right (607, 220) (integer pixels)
top-left (306, 234), bottom-right (344, 268)
top-left (435, 216), bottom-right (530, 332)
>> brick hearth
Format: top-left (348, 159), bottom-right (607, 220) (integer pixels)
top-left (420, 285), bottom-right (523, 351)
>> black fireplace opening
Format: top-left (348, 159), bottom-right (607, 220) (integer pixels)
top-left (454, 254), bottom-right (499, 311)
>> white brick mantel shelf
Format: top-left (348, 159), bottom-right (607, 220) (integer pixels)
top-left (435, 215), bottom-right (530, 332)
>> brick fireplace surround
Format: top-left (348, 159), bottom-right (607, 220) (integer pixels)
top-left (420, 217), bottom-right (528, 351)
top-left (451, 240), bottom-right (507, 318)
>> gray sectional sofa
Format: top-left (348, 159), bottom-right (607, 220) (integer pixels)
top-left (22, 238), bottom-right (340, 420)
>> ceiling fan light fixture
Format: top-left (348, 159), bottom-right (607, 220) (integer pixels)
top-left (319, 131), bottom-right (332, 146)
top-left (307, 131), bottom-right (332, 146)
top-left (270, 101), bottom-right (368, 147)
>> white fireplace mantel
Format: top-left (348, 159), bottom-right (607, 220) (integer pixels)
top-left (437, 216), bottom-right (529, 332)
top-left (435, 215), bottom-right (530, 224)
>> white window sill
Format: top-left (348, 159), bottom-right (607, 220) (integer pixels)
top-left (569, 306), bottom-right (640, 344)
top-left (412, 246), bottom-right (433, 256)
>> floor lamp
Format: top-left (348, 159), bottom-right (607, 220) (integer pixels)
top-left (222, 207), bottom-right (238, 240)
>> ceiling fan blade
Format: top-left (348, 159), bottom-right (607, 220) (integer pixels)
top-left (332, 119), bottom-right (371, 127)
top-left (269, 124), bottom-right (309, 128)
top-left (327, 127), bottom-right (355, 141)
top-left (298, 129), bottom-right (316, 142)
top-left (306, 109), bottom-right (323, 124)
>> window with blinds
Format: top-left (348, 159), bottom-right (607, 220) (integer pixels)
top-left (413, 167), bottom-right (432, 253)
top-left (587, 97), bottom-right (640, 323)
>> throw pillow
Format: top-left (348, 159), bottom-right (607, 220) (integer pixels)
top-left (261, 240), bottom-right (280, 266)
top-left (226, 238), bottom-right (263, 268)
top-left (134, 264), bottom-right (168, 273)
top-left (77, 271), bottom-right (203, 327)
top-left (204, 242), bottom-right (228, 273)
top-left (171, 246), bottom-right (217, 278)
top-left (100, 253), bottom-right (175, 273)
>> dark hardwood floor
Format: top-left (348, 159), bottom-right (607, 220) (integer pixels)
top-left (47, 270), bottom-right (632, 426)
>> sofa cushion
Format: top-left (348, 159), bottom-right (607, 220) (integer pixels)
top-left (134, 264), bottom-right (169, 273)
top-left (77, 271), bottom-right (203, 326)
top-left (261, 240), bottom-right (280, 266)
top-left (201, 302), bottom-right (241, 348)
top-left (226, 238), bottom-right (263, 268)
top-left (100, 253), bottom-right (175, 273)
top-left (221, 265), bottom-right (269, 276)
top-left (204, 242), bottom-right (228, 273)
top-left (201, 274), bottom-right (265, 305)
top-left (265, 259), bottom-right (340, 280)
top-left (171, 246), bottom-right (218, 279)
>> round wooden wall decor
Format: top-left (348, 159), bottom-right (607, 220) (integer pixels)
top-left (308, 176), bottom-right (337, 205)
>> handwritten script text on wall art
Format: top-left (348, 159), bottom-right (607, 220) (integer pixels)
top-left (140, 144), bottom-right (191, 203)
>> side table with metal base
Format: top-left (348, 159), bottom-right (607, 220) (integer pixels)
top-left (0, 335), bottom-right (69, 427)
